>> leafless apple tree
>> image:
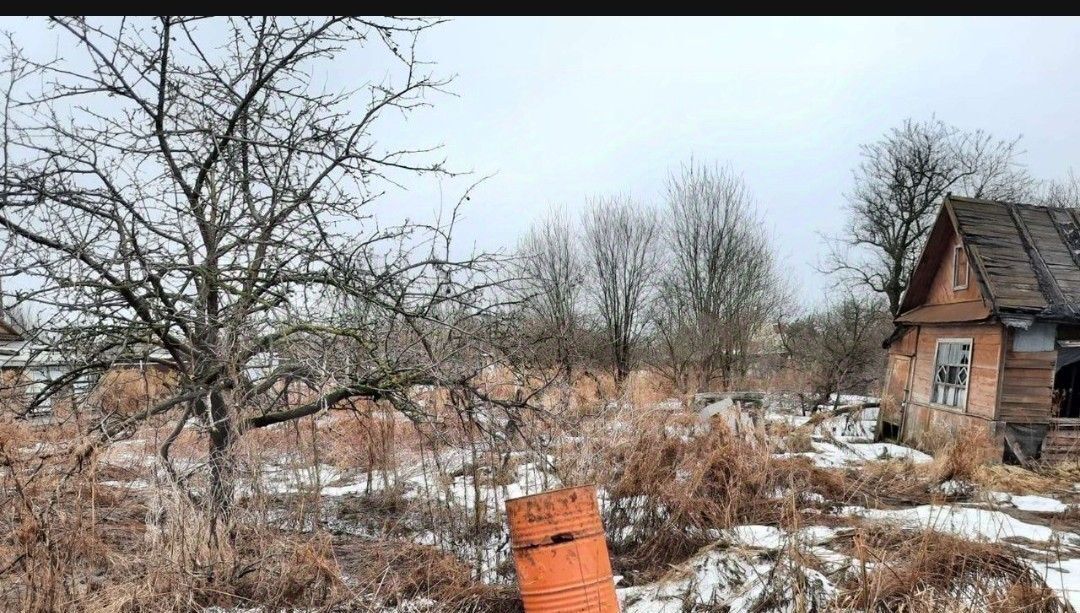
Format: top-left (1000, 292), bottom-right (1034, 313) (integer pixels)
top-left (581, 197), bottom-right (659, 386)
top-left (826, 118), bottom-right (1034, 315)
top-left (517, 208), bottom-right (584, 380)
top-left (0, 16), bottom-right (522, 562)
top-left (651, 163), bottom-right (784, 393)
top-left (780, 294), bottom-right (892, 413)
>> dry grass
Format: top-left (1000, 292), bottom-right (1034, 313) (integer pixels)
top-left (559, 407), bottom-right (851, 583)
top-left (0, 420), bottom-right (511, 612)
top-left (768, 419), bottom-right (815, 453)
top-left (840, 457), bottom-right (938, 507)
top-left (563, 367), bottom-right (676, 410)
top-left (2, 386), bottom-right (1075, 611)
top-left (334, 538), bottom-right (520, 612)
top-left (834, 424), bottom-right (1005, 509)
top-left (836, 526), bottom-right (1066, 612)
top-left (975, 463), bottom-right (1076, 498)
top-left (931, 425), bottom-right (998, 484)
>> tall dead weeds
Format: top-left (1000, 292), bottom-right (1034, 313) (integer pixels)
top-left (836, 526), bottom-right (1065, 612)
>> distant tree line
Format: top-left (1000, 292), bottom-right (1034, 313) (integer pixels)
top-left (517, 162), bottom-right (789, 395)
top-left (519, 118), bottom-right (1080, 403)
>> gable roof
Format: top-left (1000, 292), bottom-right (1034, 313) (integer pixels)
top-left (900, 195), bottom-right (1080, 323)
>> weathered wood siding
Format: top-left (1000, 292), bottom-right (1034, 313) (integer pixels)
top-left (901, 401), bottom-right (1002, 459)
top-left (923, 230), bottom-right (983, 306)
top-left (1042, 421), bottom-right (1080, 462)
top-left (882, 328), bottom-right (917, 425)
top-left (881, 353), bottom-right (911, 424)
top-left (909, 323), bottom-right (1002, 420)
top-left (998, 327), bottom-right (1056, 423)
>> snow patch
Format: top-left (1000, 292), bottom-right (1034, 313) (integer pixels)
top-left (845, 504), bottom-right (1060, 543)
top-left (1012, 495), bottom-right (1070, 514)
top-left (778, 440), bottom-right (932, 468)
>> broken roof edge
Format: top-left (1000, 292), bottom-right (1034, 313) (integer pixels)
top-left (944, 193), bottom-right (1057, 210)
top-left (897, 194), bottom-right (1080, 325)
top-left (951, 195), bottom-right (1080, 322)
top-left (895, 300), bottom-right (993, 325)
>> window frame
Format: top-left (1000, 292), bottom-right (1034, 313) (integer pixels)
top-left (930, 337), bottom-right (972, 412)
top-left (952, 244), bottom-right (969, 290)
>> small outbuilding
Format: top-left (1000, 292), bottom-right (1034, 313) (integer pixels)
top-left (879, 195), bottom-right (1080, 462)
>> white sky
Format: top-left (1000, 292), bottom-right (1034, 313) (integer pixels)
top-left (6, 16), bottom-right (1080, 306)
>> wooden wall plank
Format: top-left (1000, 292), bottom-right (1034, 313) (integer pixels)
top-left (909, 323), bottom-right (1002, 420)
top-left (923, 230), bottom-right (984, 306)
top-left (882, 354), bottom-right (911, 424)
top-left (999, 327), bottom-right (1056, 423)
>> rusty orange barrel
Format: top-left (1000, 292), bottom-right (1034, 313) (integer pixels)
top-left (506, 485), bottom-right (619, 612)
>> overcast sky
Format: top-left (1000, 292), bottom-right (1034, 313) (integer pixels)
top-left (388, 16), bottom-right (1080, 304)
top-left (5, 16), bottom-right (1080, 306)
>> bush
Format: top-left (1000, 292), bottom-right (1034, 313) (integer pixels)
top-left (576, 409), bottom-right (847, 583)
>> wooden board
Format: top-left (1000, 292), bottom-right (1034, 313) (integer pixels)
top-left (882, 354), bottom-right (911, 424)
top-left (908, 323), bottom-right (1002, 420)
top-left (923, 229), bottom-right (984, 305)
top-left (998, 328), bottom-right (1055, 423)
top-left (1042, 421), bottom-right (1080, 461)
top-left (896, 301), bottom-right (991, 324)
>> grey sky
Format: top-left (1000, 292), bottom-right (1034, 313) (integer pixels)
top-left (388, 16), bottom-right (1080, 305)
top-left (5, 17), bottom-right (1080, 306)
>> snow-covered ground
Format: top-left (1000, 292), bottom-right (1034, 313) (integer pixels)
top-left (93, 394), bottom-right (1080, 611)
top-left (619, 524), bottom-right (842, 612)
top-left (618, 397), bottom-right (1080, 611)
top-left (778, 439), bottom-right (932, 467)
top-left (620, 506), bottom-right (1080, 611)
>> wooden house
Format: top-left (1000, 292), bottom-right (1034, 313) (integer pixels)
top-left (0, 311), bottom-right (70, 416)
top-left (0, 310), bottom-right (175, 418)
top-left (880, 195), bottom-right (1080, 463)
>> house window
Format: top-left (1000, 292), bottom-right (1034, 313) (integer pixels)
top-left (932, 339), bottom-right (971, 408)
top-left (952, 244), bottom-right (969, 290)
top-left (72, 373), bottom-right (96, 396)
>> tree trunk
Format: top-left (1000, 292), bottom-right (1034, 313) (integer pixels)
top-left (206, 391), bottom-right (236, 552)
top-left (614, 362), bottom-right (630, 388)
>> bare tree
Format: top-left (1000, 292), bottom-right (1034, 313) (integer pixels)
top-left (517, 208), bottom-right (584, 379)
top-left (826, 118), bottom-right (1034, 315)
top-left (0, 17), bottom-right (519, 554)
top-left (652, 163), bottom-right (783, 393)
top-left (1041, 169), bottom-right (1080, 208)
top-left (582, 197), bottom-right (658, 386)
top-left (780, 294), bottom-right (892, 413)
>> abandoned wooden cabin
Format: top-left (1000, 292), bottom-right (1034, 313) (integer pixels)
top-left (879, 195), bottom-right (1080, 463)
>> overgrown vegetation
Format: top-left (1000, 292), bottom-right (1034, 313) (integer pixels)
top-left (0, 15), bottom-right (1078, 613)
top-left (837, 527), bottom-right (1064, 612)
top-left (3, 369), bottom-right (1079, 610)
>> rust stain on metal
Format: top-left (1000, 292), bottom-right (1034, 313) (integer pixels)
top-left (506, 485), bottom-right (619, 612)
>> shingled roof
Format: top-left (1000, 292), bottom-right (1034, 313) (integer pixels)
top-left (899, 195), bottom-right (1080, 323)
